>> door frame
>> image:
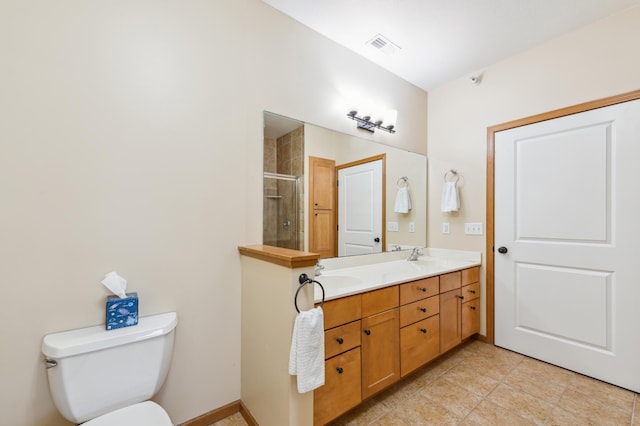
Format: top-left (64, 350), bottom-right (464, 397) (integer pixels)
top-left (336, 154), bottom-right (387, 255)
top-left (485, 89), bottom-right (640, 344)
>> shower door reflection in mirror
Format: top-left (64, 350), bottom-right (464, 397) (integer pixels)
top-left (263, 172), bottom-right (302, 250)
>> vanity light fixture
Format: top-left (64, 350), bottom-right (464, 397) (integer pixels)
top-left (347, 110), bottom-right (396, 134)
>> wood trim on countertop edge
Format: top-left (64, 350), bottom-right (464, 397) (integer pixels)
top-left (177, 400), bottom-right (258, 426)
top-left (238, 244), bottom-right (320, 268)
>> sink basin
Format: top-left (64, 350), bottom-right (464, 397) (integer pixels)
top-left (318, 275), bottom-right (363, 287)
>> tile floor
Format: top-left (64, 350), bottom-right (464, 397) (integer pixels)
top-left (211, 340), bottom-right (639, 425)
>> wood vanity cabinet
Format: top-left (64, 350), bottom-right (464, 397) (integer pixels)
top-left (360, 286), bottom-right (400, 399)
top-left (313, 266), bottom-right (479, 425)
top-left (461, 268), bottom-right (481, 339)
top-left (439, 271), bottom-right (462, 353)
top-left (399, 277), bottom-right (440, 376)
top-left (314, 294), bottom-right (362, 426)
top-left (439, 267), bottom-right (481, 352)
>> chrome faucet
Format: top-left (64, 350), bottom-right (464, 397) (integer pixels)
top-left (315, 262), bottom-right (325, 276)
top-left (407, 247), bottom-right (423, 261)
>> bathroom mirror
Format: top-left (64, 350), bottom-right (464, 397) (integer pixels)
top-left (263, 111), bottom-right (427, 257)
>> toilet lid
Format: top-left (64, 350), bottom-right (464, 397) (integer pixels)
top-left (82, 401), bottom-right (173, 426)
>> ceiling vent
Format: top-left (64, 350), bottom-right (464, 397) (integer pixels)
top-left (367, 34), bottom-right (401, 56)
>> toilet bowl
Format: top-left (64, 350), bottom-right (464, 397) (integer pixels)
top-left (42, 311), bottom-right (177, 425)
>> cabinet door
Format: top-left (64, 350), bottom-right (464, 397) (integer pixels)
top-left (311, 209), bottom-right (336, 258)
top-left (440, 289), bottom-right (462, 353)
top-left (462, 299), bottom-right (480, 339)
top-left (400, 314), bottom-right (440, 376)
top-left (310, 156), bottom-right (336, 210)
top-left (361, 308), bottom-right (400, 399)
top-left (313, 347), bottom-right (361, 426)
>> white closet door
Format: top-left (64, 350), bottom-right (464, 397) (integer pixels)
top-left (494, 99), bottom-right (640, 392)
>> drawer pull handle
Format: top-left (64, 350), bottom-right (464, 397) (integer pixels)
top-left (469, 290), bottom-right (477, 294)
top-left (336, 337), bottom-right (344, 344)
top-left (470, 306), bottom-right (477, 310)
top-left (458, 295), bottom-right (464, 300)
top-left (419, 307), bottom-right (427, 313)
top-left (336, 367), bottom-right (343, 374)
top-left (420, 328), bottom-right (427, 334)
top-left (364, 329), bottom-right (371, 336)
top-left (419, 287), bottom-right (427, 292)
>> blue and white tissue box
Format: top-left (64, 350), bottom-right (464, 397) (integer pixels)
top-left (106, 292), bottom-right (138, 330)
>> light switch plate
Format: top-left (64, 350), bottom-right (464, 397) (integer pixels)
top-left (387, 221), bottom-right (399, 232)
top-left (464, 222), bottom-right (483, 235)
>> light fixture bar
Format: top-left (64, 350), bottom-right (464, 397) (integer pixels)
top-left (346, 111), bottom-right (396, 134)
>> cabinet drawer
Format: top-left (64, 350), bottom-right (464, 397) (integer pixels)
top-left (314, 347), bottom-right (362, 426)
top-left (399, 295), bottom-right (439, 328)
top-left (400, 314), bottom-right (440, 376)
top-left (440, 271), bottom-right (461, 293)
top-left (321, 294), bottom-right (362, 330)
top-left (462, 282), bottom-right (480, 302)
top-left (324, 320), bottom-right (361, 359)
top-left (461, 299), bottom-right (480, 340)
top-left (399, 276), bottom-right (439, 305)
top-left (462, 266), bottom-right (480, 286)
top-left (362, 286), bottom-right (399, 317)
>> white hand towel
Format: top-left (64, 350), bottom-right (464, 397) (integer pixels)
top-left (394, 187), bottom-right (412, 213)
top-left (288, 307), bottom-right (325, 393)
top-left (441, 181), bottom-right (460, 212)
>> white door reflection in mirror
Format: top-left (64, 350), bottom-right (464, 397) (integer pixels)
top-left (338, 156), bottom-right (384, 256)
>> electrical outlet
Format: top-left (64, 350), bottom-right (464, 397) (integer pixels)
top-left (387, 221), bottom-right (399, 232)
top-left (409, 222), bottom-right (415, 233)
top-left (464, 222), bottom-right (483, 235)
top-left (442, 222), bottom-right (450, 234)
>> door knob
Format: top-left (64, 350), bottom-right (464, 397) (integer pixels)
top-left (497, 246), bottom-right (508, 254)
top-left (374, 237), bottom-right (380, 243)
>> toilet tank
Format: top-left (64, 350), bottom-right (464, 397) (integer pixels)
top-left (42, 312), bottom-right (177, 424)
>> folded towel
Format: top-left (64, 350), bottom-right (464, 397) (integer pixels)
top-left (441, 181), bottom-right (460, 212)
top-left (289, 307), bottom-right (325, 393)
top-left (394, 187), bottom-right (412, 213)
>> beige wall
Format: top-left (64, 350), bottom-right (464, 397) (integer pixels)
top-left (426, 6), bottom-right (640, 336)
top-left (0, 1), bottom-right (426, 425)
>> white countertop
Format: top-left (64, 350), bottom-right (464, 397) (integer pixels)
top-left (314, 249), bottom-right (481, 303)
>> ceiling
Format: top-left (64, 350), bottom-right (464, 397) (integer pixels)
top-left (263, 0), bottom-right (640, 91)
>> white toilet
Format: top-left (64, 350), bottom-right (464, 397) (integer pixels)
top-left (42, 311), bottom-right (178, 425)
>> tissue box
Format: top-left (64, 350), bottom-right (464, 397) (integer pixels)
top-left (106, 292), bottom-right (138, 330)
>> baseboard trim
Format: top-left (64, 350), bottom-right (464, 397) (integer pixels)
top-left (178, 400), bottom-right (240, 426)
top-left (239, 402), bottom-right (258, 426)
top-left (178, 400), bottom-right (257, 426)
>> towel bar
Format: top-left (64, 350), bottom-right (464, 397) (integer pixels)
top-left (295, 273), bottom-right (325, 313)
top-left (444, 169), bottom-right (460, 183)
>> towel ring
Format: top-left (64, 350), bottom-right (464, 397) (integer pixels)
top-left (396, 176), bottom-right (409, 188)
top-left (444, 169), bottom-right (459, 183)
top-left (295, 273), bottom-right (325, 313)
